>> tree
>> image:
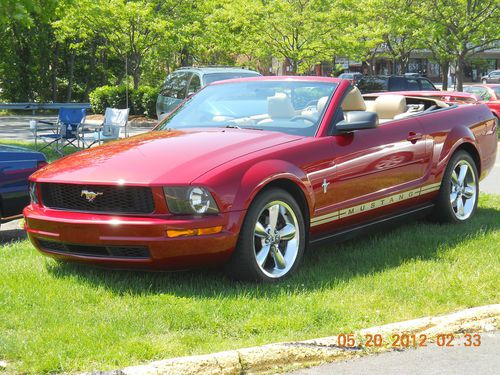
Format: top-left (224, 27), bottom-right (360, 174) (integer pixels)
top-left (422, 0), bottom-right (499, 91)
top-left (220, 0), bottom-right (343, 74)
top-left (0, 0), bottom-right (59, 101)
top-left (55, 0), bottom-right (173, 90)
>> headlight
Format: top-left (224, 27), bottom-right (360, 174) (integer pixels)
top-left (163, 186), bottom-right (219, 214)
top-left (29, 182), bottom-right (38, 204)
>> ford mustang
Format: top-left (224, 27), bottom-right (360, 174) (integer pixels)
top-left (24, 77), bottom-right (498, 281)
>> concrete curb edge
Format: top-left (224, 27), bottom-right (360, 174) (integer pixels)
top-left (96, 304), bottom-right (500, 375)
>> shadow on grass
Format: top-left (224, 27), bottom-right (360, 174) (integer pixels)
top-left (46, 205), bottom-right (500, 298)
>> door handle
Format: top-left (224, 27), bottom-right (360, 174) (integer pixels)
top-left (407, 132), bottom-right (423, 143)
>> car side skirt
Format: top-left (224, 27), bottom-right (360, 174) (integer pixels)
top-left (309, 204), bottom-right (435, 246)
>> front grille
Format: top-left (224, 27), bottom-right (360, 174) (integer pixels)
top-left (37, 239), bottom-right (150, 259)
top-left (39, 183), bottom-right (155, 214)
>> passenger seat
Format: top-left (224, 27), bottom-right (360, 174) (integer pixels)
top-left (372, 95), bottom-right (407, 123)
top-left (259, 93), bottom-right (295, 124)
top-left (341, 87), bottom-right (366, 112)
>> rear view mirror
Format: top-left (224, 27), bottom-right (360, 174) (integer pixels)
top-left (336, 111), bottom-right (378, 131)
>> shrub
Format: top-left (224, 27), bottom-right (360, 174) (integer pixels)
top-left (89, 85), bottom-right (159, 117)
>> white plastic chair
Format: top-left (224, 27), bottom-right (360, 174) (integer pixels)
top-left (80, 108), bottom-right (129, 148)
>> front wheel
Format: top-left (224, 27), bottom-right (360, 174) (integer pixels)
top-left (482, 79), bottom-right (488, 84)
top-left (431, 150), bottom-right (478, 223)
top-left (225, 188), bottom-right (306, 282)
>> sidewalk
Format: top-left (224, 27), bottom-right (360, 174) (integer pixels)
top-left (0, 115), bottom-right (153, 141)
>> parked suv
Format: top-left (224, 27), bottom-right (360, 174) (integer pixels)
top-left (338, 72), bottom-right (363, 85)
top-left (480, 70), bottom-right (500, 84)
top-left (357, 75), bottom-right (437, 94)
top-left (156, 66), bottom-right (261, 119)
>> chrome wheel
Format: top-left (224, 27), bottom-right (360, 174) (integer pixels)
top-left (253, 201), bottom-right (300, 278)
top-left (449, 159), bottom-right (477, 220)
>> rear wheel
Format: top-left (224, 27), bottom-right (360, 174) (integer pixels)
top-left (432, 150), bottom-right (478, 223)
top-left (225, 188), bottom-right (306, 282)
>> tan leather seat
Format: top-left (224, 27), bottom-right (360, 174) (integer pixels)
top-left (341, 87), bottom-right (366, 112)
top-left (317, 96), bottom-right (329, 113)
top-left (374, 95), bottom-right (407, 122)
top-left (259, 93), bottom-right (295, 124)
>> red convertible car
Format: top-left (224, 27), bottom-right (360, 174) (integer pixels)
top-left (24, 77), bottom-right (497, 281)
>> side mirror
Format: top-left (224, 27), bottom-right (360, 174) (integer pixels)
top-left (336, 111), bottom-right (379, 131)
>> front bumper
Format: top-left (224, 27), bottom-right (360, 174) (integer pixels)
top-left (23, 204), bottom-right (244, 270)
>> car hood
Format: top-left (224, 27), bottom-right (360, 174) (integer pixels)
top-left (0, 144), bottom-right (46, 160)
top-left (31, 129), bottom-right (301, 185)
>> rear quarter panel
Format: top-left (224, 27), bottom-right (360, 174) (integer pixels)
top-left (418, 104), bottom-right (497, 182)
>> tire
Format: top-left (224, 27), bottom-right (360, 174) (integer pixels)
top-left (431, 150), bottom-right (479, 223)
top-left (482, 79), bottom-right (488, 84)
top-left (225, 188), bottom-right (306, 282)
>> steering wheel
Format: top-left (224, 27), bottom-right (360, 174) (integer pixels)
top-left (290, 115), bottom-right (316, 124)
top-left (424, 105), bottom-right (437, 112)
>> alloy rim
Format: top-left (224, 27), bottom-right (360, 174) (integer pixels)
top-left (253, 200), bottom-right (300, 278)
top-left (449, 160), bottom-right (476, 220)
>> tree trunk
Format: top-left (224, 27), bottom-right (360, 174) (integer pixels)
top-left (51, 43), bottom-right (59, 102)
top-left (66, 49), bottom-right (76, 102)
top-left (180, 46), bottom-right (191, 67)
top-left (456, 54), bottom-right (465, 92)
top-left (11, 24), bottom-right (32, 101)
top-left (440, 60), bottom-right (450, 91)
top-left (83, 42), bottom-right (97, 100)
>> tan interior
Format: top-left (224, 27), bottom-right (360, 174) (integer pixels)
top-left (373, 95), bottom-right (407, 122)
top-left (267, 93), bottom-right (295, 118)
top-left (341, 87), bottom-right (366, 111)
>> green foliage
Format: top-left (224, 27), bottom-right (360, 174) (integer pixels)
top-left (89, 85), bottom-right (159, 116)
top-left (0, 0), bottom-right (498, 103)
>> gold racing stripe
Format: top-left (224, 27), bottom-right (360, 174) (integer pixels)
top-left (311, 182), bottom-right (442, 227)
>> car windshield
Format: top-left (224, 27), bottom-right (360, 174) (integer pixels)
top-left (492, 87), bottom-right (500, 97)
top-left (203, 72), bottom-right (261, 85)
top-left (156, 80), bottom-right (338, 136)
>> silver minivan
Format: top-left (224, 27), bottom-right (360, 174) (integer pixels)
top-left (156, 66), bottom-right (261, 119)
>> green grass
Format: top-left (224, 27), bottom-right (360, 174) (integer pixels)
top-left (1, 195), bottom-right (499, 374)
top-left (1, 140), bottom-right (78, 162)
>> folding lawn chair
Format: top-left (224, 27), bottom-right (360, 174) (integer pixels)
top-left (33, 108), bottom-right (87, 155)
top-left (79, 108), bottom-right (129, 148)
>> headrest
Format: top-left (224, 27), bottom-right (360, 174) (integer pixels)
top-left (365, 100), bottom-right (376, 112)
top-left (268, 93), bottom-right (295, 118)
top-left (374, 95), bottom-right (407, 119)
top-left (317, 96), bottom-right (329, 113)
top-left (341, 87), bottom-right (366, 111)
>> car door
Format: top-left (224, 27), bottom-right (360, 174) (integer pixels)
top-left (186, 73), bottom-right (202, 97)
top-left (312, 96), bottom-right (428, 233)
top-left (419, 78), bottom-right (437, 91)
top-left (157, 72), bottom-right (191, 118)
top-left (490, 71), bottom-right (500, 83)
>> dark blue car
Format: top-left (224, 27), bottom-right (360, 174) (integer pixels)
top-left (0, 144), bottom-right (47, 226)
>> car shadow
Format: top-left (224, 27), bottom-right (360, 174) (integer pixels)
top-left (46, 205), bottom-right (500, 298)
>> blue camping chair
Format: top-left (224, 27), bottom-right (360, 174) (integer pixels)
top-left (33, 108), bottom-right (86, 155)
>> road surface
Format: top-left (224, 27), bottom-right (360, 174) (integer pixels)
top-left (290, 331), bottom-right (499, 375)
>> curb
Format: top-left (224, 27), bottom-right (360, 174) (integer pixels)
top-left (96, 304), bottom-right (500, 375)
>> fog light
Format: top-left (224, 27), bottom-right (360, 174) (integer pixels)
top-left (166, 226), bottom-right (223, 238)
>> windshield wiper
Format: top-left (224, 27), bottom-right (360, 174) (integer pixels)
top-left (225, 124), bottom-right (241, 129)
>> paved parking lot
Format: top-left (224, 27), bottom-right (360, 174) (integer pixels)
top-left (0, 115), bottom-right (151, 141)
